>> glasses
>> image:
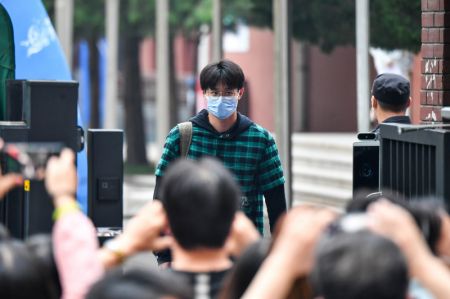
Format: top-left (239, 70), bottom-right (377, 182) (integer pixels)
top-left (205, 89), bottom-right (238, 97)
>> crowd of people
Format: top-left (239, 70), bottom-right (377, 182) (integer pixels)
top-left (1, 60), bottom-right (450, 299)
top-left (1, 150), bottom-right (450, 299)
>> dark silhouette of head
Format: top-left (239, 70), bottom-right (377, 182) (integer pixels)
top-left (0, 238), bottom-right (58, 299)
top-left (311, 231), bottom-right (409, 299)
top-left (160, 158), bottom-right (240, 250)
top-left (86, 267), bottom-right (192, 299)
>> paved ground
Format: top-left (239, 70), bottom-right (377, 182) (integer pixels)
top-left (122, 174), bottom-right (158, 269)
top-left (123, 174), bottom-right (155, 220)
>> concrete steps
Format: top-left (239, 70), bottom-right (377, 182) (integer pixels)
top-left (291, 133), bottom-right (356, 209)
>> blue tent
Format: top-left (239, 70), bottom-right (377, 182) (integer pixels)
top-left (0, 0), bottom-right (88, 213)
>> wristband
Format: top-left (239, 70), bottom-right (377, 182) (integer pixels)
top-left (103, 239), bottom-right (126, 264)
top-left (52, 201), bottom-right (80, 221)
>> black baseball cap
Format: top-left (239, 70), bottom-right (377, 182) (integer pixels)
top-left (371, 73), bottom-right (410, 106)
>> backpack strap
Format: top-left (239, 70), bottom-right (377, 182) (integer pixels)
top-left (178, 121), bottom-right (193, 158)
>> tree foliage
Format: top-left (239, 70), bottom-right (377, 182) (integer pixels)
top-left (370, 0), bottom-right (421, 52)
top-left (42, 0), bottom-right (104, 40)
top-left (239, 0), bottom-right (421, 53)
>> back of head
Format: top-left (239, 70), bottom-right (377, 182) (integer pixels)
top-left (86, 267), bottom-right (193, 299)
top-left (161, 158), bottom-right (240, 250)
top-left (372, 73), bottom-right (410, 113)
top-left (0, 239), bottom-right (54, 299)
top-left (200, 59), bottom-right (245, 91)
top-left (407, 199), bottom-right (444, 254)
top-left (311, 231), bottom-right (408, 299)
top-left (346, 191), bottom-right (407, 213)
top-left (219, 240), bottom-right (270, 299)
top-left (347, 194), bottom-right (444, 254)
top-left (26, 234), bottom-right (62, 299)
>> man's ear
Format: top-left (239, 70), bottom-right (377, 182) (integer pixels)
top-left (371, 96), bottom-right (377, 109)
top-left (406, 97), bottom-right (412, 108)
top-left (238, 87), bottom-right (245, 100)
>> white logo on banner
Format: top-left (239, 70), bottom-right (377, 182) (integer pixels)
top-left (20, 17), bottom-right (56, 57)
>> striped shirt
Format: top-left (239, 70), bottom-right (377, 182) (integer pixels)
top-left (155, 111), bottom-right (285, 234)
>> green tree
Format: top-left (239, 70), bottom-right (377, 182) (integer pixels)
top-left (43, 0), bottom-right (150, 165)
top-left (120, 0), bottom-right (154, 166)
top-left (42, 0), bottom-right (104, 129)
top-left (240, 0), bottom-right (421, 53)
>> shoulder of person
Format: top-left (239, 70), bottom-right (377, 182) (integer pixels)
top-left (250, 123), bottom-right (275, 140)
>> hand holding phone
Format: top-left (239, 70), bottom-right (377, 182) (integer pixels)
top-left (3, 142), bottom-right (63, 180)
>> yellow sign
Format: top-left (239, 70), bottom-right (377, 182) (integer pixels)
top-left (24, 180), bottom-right (30, 192)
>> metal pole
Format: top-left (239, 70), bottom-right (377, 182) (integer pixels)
top-left (156, 0), bottom-right (171, 156)
top-left (274, 0), bottom-right (292, 208)
top-left (356, 0), bottom-right (370, 132)
top-left (104, 0), bottom-right (120, 129)
top-left (55, 0), bottom-right (74, 70)
top-left (211, 0), bottom-right (223, 62)
top-left (293, 41), bottom-right (307, 131)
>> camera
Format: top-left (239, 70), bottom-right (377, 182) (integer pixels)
top-left (328, 213), bottom-right (369, 235)
top-left (357, 132), bottom-right (377, 140)
top-left (353, 138), bottom-right (380, 193)
top-left (2, 142), bottom-right (63, 180)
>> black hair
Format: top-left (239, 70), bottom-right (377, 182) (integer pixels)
top-left (160, 157), bottom-right (240, 250)
top-left (86, 267), bottom-right (193, 299)
top-left (347, 192), bottom-right (444, 254)
top-left (25, 234), bottom-right (62, 299)
top-left (0, 239), bottom-right (56, 299)
top-left (346, 189), bottom-right (407, 213)
top-left (407, 199), bottom-right (444, 254)
top-left (218, 240), bottom-right (270, 299)
top-left (311, 231), bottom-right (408, 299)
top-left (200, 60), bottom-right (245, 91)
top-left (378, 100), bottom-right (409, 113)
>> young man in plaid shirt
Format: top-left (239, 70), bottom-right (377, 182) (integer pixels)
top-left (153, 60), bottom-right (286, 264)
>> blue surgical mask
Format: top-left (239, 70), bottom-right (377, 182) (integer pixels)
top-left (206, 96), bottom-right (238, 119)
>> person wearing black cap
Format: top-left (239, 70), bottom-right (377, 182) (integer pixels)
top-left (371, 73), bottom-right (411, 134)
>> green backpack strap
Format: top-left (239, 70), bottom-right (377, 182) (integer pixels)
top-left (178, 121), bottom-right (192, 158)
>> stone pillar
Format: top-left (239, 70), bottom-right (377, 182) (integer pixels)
top-left (421, 0), bottom-right (450, 122)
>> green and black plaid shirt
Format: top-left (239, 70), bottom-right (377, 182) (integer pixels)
top-left (155, 111), bottom-right (285, 234)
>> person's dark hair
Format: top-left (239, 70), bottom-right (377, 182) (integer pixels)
top-left (377, 100), bottom-right (409, 113)
top-left (86, 267), bottom-right (193, 299)
top-left (160, 158), bottom-right (240, 250)
top-left (200, 60), bottom-right (245, 91)
top-left (219, 240), bottom-right (270, 299)
top-left (346, 190), bottom-right (407, 213)
top-left (311, 231), bottom-right (409, 299)
top-left (347, 192), bottom-right (444, 254)
top-left (25, 234), bottom-right (62, 299)
top-left (407, 199), bottom-right (444, 254)
top-left (0, 239), bottom-right (56, 299)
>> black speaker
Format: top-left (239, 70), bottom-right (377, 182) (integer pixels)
top-left (6, 79), bottom-right (24, 121)
top-left (353, 140), bottom-right (380, 194)
top-left (0, 80), bottom-right (79, 238)
top-left (26, 81), bottom-right (79, 150)
top-left (87, 129), bottom-right (123, 230)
